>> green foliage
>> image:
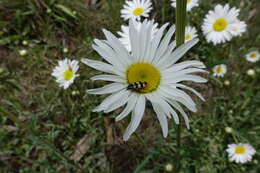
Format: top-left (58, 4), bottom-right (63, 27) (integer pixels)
top-left (0, 0), bottom-right (259, 172)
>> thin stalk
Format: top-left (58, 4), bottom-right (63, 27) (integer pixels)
top-left (175, 0), bottom-right (187, 172)
top-left (175, 0), bottom-right (187, 46)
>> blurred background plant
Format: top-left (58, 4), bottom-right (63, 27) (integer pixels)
top-left (0, 0), bottom-right (259, 172)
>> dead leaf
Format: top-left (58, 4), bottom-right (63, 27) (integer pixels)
top-left (70, 135), bottom-right (91, 162)
top-left (1, 125), bottom-right (18, 132)
top-left (104, 117), bottom-right (114, 144)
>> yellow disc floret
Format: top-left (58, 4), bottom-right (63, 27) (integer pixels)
top-left (235, 146), bottom-right (246, 154)
top-left (63, 67), bottom-right (74, 81)
top-left (187, 0), bottom-right (191, 3)
top-left (216, 66), bottom-right (222, 73)
top-left (213, 18), bottom-right (228, 32)
top-left (250, 53), bottom-right (257, 58)
top-left (127, 63), bottom-right (161, 93)
top-left (185, 34), bottom-right (192, 41)
top-left (133, 8), bottom-right (144, 16)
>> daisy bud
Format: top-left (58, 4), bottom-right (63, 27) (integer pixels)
top-left (165, 163), bottom-right (173, 172)
top-left (71, 90), bottom-right (80, 96)
top-left (253, 159), bottom-right (258, 164)
top-left (63, 47), bottom-right (69, 53)
top-left (224, 80), bottom-right (230, 86)
top-left (246, 69), bottom-right (255, 76)
top-left (47, 8), bottom-right (52, 13)
top-left (19, 49), bottom-right (27, 56)
top-left (225, 127), bottom-right (233, 134)
top-left (22, 40), bottom-right (28, 46)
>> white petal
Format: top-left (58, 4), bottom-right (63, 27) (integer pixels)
top-left (165, 39), bottom-right (199, 68)
top-left (115, 94), bottom-right (138, 121)
top-left (151, 102), bottom-right (169, 137)
top-left (87, 83), bottom-right (125, 95)
top-left (174, 84), bottom-right (205, 101)
top-left (90, 74), bottom-right (125, 83)
top-left (81, 58), bottom-right (123, 76)
top-left (123, 95), bottom-right (146, 141)
top-left (93, 90), bottom-right (128, 112)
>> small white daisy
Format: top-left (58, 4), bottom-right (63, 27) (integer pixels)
top-left (212, 64), bottom-right (227, 77)
top-left (120, 0), bottom-right (152, 21)
top-left (202, 4), bottom-right (246, 45)
top-left (230, 20), bottom-right (247, 37)
top-left (245, 51), bottom-right (260, 63)
top-left (52, 58), bottom-right (79, 89)
top-left (171, 0), bottom-right (199, 11)
top-left (184, 26), bottom-right (198, 43)
top-left (118, 20), bottom-right (158, 52)
top-left (82, 20), bottom-right (207, 141)
top-left (226, 143), bottom-right (256, 163)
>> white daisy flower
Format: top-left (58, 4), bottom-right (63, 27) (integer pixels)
top-left (212, 64), bottom-right (227, 77)
top-left (202, 4), bottom-right (246, 45)
top-left (52, 58), bottom-right (79, 89)
top-left (82, 20), bottom-right (207, 141)
top-left (226, 143), bottom-right (256, 163)
top-left (120, 0), bottom-right (152, 21)
top-left (184, 26), bottom-right (198, 43)
top-left (171, 0), bottom-right (199, 11)
top-left (230, 20), bottom-right (247, 37)
top-left (245, 51), bottom-right (260, 63)
top-left (118, 20), bottom-right (158, 52)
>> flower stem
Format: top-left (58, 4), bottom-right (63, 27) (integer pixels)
top-left (175, 0), bottom-right (187, 47)
top-left (175, 0), bottom-right (187, 172)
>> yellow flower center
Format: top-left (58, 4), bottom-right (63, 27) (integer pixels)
top-left (235, 146), bottom-right (246, 154)
top-left (187, 0), bottom-right (191, 3)
top-left (133, 8), bottom-right (144, 16)
top-left (250, 53), bottom-right (257, 59)
top-left (185, 33), bottom-right (192, 41)
top-left (216, 66), bottom-right (222, 73)
top-left (213, 18), bottom-right (228, 32)
top-left (127, 63), bottom-right (161, 93)
top-left (63, 68), bottom-right (74, 81)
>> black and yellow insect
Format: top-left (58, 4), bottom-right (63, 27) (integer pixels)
top-left (127, 81), bottom-right (147, 90)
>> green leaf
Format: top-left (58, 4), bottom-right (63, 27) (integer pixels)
top-left (55, 4), bottom-right (77, 19)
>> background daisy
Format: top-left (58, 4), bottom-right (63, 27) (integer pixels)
top-left (82, 20), bottom-right (207, 140)
top-left (117, 20), bottom-right (158, 52)
top-left (212, 64), bottom-right (227, 77)
top-left (120, 0), bottom-right (152, 21)
top-left (171, 0), bottom-right (199, 11)
top-left (226, 143), bottom-right (256, 163)
top-left (184, 26), bottom-right (198, 43)
top-left (245, 50), bottom-right (260, 63)
top-left (51, 59), bottom-right (79, 89)
top-left (202, 4), bottom-right (246, 45)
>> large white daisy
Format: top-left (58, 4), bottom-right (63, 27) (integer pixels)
top-left (82, 20), bottom-right (207, 141)
top-left (184, 26), bottom-right (198, 43)
top-left (120, 0), bottom-right (152, 21)
top-left (226, 143), bottom-right (256, 163)
top-left (52, 58), bottom-right (79, 89)
top-left (171, 0), bottom-right (199, 11)
top-left (245, 50), bottom-right (260, 63)
top-left (118, 20), bottom-right (158, 52)
top-left (202, 4), bottom-right (246, 45)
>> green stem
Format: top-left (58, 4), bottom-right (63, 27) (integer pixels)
top-left (175, 0), bottom-right (187, 172)
top-left (175, 0), bottom-right (187, 47)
